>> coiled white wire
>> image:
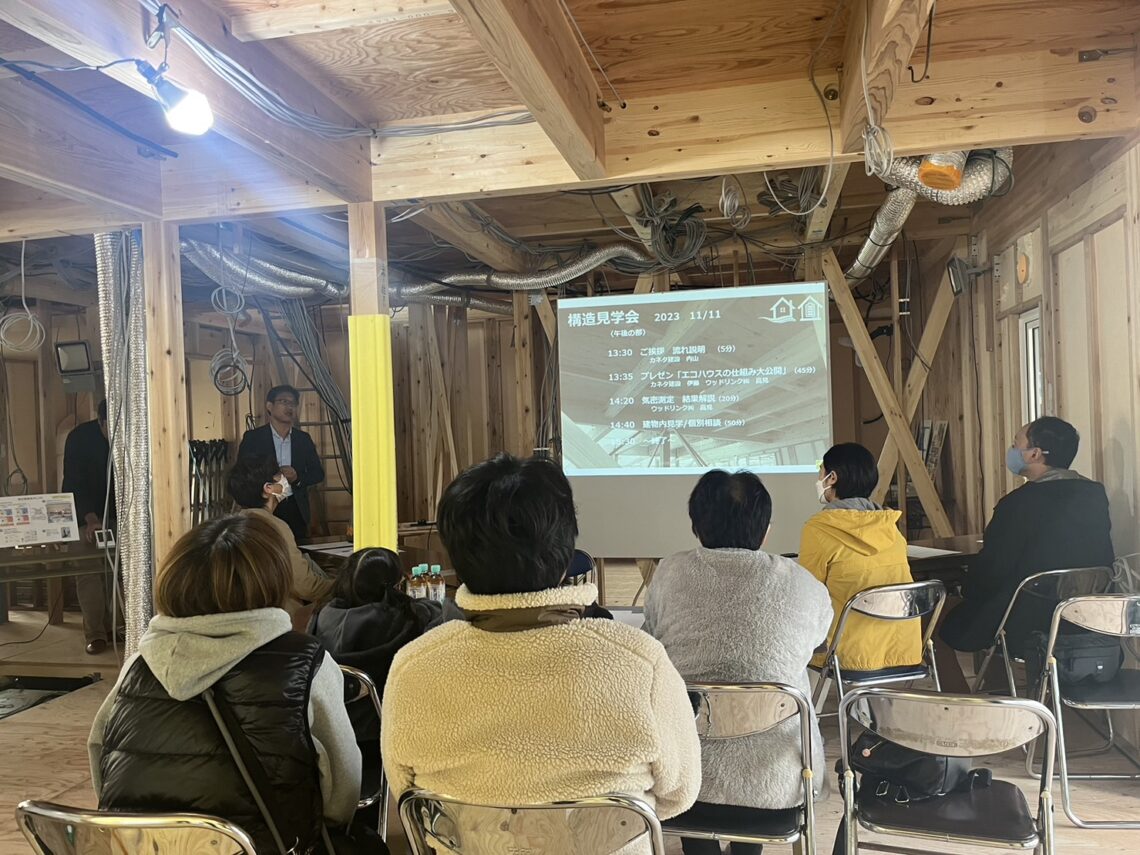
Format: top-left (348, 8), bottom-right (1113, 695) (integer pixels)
top-left (0, 241), bottom-right (46, 353)
top-left (209, 286), bottom-right (249, 396)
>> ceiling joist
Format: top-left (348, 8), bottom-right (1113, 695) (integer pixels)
top-left (230, 0), bottom-right (452, 41)
top-left (446, 0), bottom-right (606, 180)
top-left (0, 0), bottom-right (371, 202)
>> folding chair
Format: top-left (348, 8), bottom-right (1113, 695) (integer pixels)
top-left (974, 566), bottom-right (1113, 696)
top-left (16, 800), bottom-right (256, 854)
top-left (663, 682), bottom-right (817, 855)
top-left (398, 789), bottom-right (665, 854)
top-left (565, 548), bottom-right (596, 586)
top-left (836, 688), bottom-right (1057, 855)
top-left (1031, 594), bottom-right (1140, 828)
top-left (811, 580), bottom-right (945, 713)
top-left (339, 664), bottom-right (389, 841)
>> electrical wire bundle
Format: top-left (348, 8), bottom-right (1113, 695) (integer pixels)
top-left (719, 177), bottom-right (753, 229)
top-left (209, 286), bottom-right (250, 396)
top-left (633, 184), bottom-right (707, 268)
top-left (0, 241), bottom-right (46, 354)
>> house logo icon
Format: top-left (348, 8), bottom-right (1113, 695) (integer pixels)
top-left (765, 297), bottom-right (797, 324)
top-left (798, 296), bottom-right (824, 321)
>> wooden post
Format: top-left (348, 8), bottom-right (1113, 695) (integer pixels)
top-left (889, 249), bottom-right (907, 537)
top-left (142, 221), bottom-right (191, 563)
top-left (822, 250), bottom-right (954, 537)
top-left (485, 321), bottom-right (504, 454)
top-left (513, 292), bottom-right (536, 456)
top-left (347, 201), bottom-right (399, 550)
top-left (447, 307), bottom-right (471, 470)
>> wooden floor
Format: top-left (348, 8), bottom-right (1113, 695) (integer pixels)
top-left (0, 609), bottom-right (122, 679)
top-left (1, 600), bottom-right (1139, 854)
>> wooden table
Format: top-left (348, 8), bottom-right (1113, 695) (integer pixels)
top-left (907, 534), bottom-right (984, 589)
top-left (0, 543), bottom-right (109, 625)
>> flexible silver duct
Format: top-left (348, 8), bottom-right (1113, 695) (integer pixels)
top-left (845, 148), bottom-right (1014, 283)
top-left (95, 231), bottom-right (153, 655)
top-left (393, 288), bottom-right (513, 315)
top-left (441, 244), bottom-right (656, 292)
top-left (182, 239), bottom-right (349, 300)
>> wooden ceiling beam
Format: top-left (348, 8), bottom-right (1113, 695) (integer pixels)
top-left (0, 182), bottom-right (141, 243)
top-left (0, 0), bottom-right (372, 201)
top-left (247, 214), bottom-right (349, 263)
top-left (0, 77), bottom-right (162, 219)
top-left (373, 40), bottom-right (1135, 202)
top-left (839, 0), bottom-right (935, 153)
top-left (230, 0), bottom-right (452, 41)
top-left (803, 162), bottom-right (853, 243)
top-left (609, 187), bottom-right (655, 250)
top-left (446, 0), bottom-right (605, 180)
top-left (415, 202), bottom-right (529, 271)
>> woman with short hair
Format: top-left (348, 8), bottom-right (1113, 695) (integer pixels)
top-left (88, 514), bottom-right (362, 854)
top-left (798, 442), bottom-right (920, 672)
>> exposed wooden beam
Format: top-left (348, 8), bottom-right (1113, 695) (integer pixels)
top-left (348, 202), bottom-right (389, 316)
top-left (373, 42), bottom-right (1134, 203)
top-left (443, 0), bottom-right (605, 179)
top-left (142, 220), bottom-right (191, 563)
top-left (1, 276), bottom-right (97, 308)
top-left (161, 137), bottom-right (346, 222)
top-left (512, 291), bottom-right (536, 456)
top-left (609, 186), bottom-right (655, 249)
top-left (823, 249), bottom-right (954, 537)
top-left (839, 0), bottom-right (935, 152)
top-left (0, 182), bottom-right (139, 243)
top-left (415, 202), bottom-right (528, 271)
top-left (803, 162), bottom-right (853, 243)
top-left (0, 0), bottom-right (372, 201)
top-left (247, 214), bottom-right (349, 263)
top-left (230, 0), bottom-right (452, 41)
top-left (0, 77), bottom-right (161, 218)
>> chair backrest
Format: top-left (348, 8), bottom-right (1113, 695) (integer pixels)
top-left (16, 800), bottom-right (256, 855)
top-left (1047, 594), bottom-right (1140, 644)
top-left (828, 580), bottom-right (946, 658)
top-left (398, 789), bottom-right (665, 855)
top-left (565, 549), bottom-right (596, 583)
top-left (339, 663), bottom-right (382, 721)
top-left (838, 689), bottom-right (1056, 787)
top-left (994, 567), bottom-right (1114, 640)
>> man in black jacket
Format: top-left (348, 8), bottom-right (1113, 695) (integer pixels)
top-left (61, 400), bottom-right (115, 654)
top-left (940, 417), bottom-right (1114, 674)
top-left (236, 385), bottom-right (324, 541)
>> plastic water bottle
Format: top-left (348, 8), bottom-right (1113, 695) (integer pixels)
top-left (429, 564), bottom-right (445, 602)
top-left (409, 566), bottom-right (427, 599)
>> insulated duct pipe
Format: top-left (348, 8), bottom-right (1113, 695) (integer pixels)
top-left (844, 148), bottom-right (1013, 284)
top-left (94, 231), bottom-right (154, 655)
top-left (392, 287), bottom-right (513, 315)
top-left (433, 244), bottom-right (656, 293)
top-left (182, 239), bottom-right (349, 300)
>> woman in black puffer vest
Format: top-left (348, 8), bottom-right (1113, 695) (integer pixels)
top-left (88, 514), bottom-right (362, 854)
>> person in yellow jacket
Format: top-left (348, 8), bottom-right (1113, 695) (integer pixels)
top-left (798, 443), bottom-right (921, 672)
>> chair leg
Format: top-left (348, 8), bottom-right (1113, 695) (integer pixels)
top-left (379, 773), bottom-right (389, 841)
top-left (811, 667), bottom-right (831, 714)
top-left (842, 770), bottom-right (858, 855)
top-left (974, 645), bottom-right (996, 693)
top-left (926, 640), bottom-right (941, 692)
top-left (999, 635), bottom-right (1018, 697)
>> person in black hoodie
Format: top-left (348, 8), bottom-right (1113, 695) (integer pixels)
top-left (939, 417), bottom-right (1114, 681)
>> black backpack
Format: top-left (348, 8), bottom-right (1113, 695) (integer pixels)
top-left (848, 733), bottom-right (992, 803)
top-left (1024, 629), bottom-right (1123, 696)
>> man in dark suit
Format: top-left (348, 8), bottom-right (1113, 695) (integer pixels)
top-left (237, 385), bottom-right (324, 541)
top-left (938, 416), bottom-right (1114, 689)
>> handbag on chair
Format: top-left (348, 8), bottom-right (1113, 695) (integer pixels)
top-left (847, 733), bottom-right (991, 804)
top-left (202, 687), bottom-right (388, 855)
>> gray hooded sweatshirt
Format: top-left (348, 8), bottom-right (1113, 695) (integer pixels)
top-left (88, 608), bottom-right (361, 824)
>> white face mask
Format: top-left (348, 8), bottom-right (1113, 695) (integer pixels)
top-left (270, 476), bottom-right (293, 500)
top-left (816, 475), bottom-right (832, 505)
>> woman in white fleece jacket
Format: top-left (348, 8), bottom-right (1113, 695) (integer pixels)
top-left (88, 515), bottom-right (361, 854)
top-left (383, 454), bottom-right (701, 845)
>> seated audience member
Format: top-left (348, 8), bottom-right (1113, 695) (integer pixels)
top-left (227, 454), bottom-right (334, 623)
top-left (310, 546), bottom-right (463, 739)
top-left (88, 514), bottom-right (362, 854)
top-left (940, 417), bottom-right (1114, 663)
top-left (644, 470), bottom-right (831, 855)
top-left (798, 443), bottom-right (920, 672)
top-left (382, 454), bottom-right (701, 835)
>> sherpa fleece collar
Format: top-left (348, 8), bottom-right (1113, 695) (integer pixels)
top-left (456, 582), bottom-right (599, 612)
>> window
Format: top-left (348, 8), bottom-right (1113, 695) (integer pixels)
top-left (1019, 308), bottom-right (1044, 424)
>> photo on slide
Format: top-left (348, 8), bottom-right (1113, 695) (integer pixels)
top-left (558, 284), bottom-right (831, 476)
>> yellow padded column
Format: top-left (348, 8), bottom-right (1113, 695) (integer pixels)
top-left (349, 313), bottom-right (398, 551)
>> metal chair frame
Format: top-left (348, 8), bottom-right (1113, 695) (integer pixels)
top-left (398, 789), bottom-right (666, 854)
top-left (564, 548), bottom-right (597, 587)
top-left (16, 800), bottom-right (257, 854)
top-left (974, 566), bottom-right (1113, 697)
top-left (339, 664), bottom-right (390, 841)
top-left (811, 580), bottom-right (946, 714)
top-left (837, 688), bottom-right (1057, 855)
top-left (1029, 594), bottom-right (1140, 829)
top-left (664, 681), bottom-right (816, 855)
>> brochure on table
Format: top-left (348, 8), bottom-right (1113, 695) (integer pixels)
top-left (0, 493), bottom-right (80, 548)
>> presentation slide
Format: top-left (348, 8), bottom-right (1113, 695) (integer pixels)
top-left (559, 284), bottom-right (831, 476)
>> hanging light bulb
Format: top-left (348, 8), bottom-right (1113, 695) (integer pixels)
top-left (136, 61), bottom-right (213, 136)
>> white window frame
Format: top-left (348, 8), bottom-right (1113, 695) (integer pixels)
top-left (1019, 307), bottom-right (1044, 424)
